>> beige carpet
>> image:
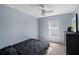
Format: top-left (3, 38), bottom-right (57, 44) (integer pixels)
top-left (46, 42), bottom-right (65, 55)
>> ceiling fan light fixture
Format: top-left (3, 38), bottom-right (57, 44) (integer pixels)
top-left (39, 4), bottom-right (53, 16)
top-left (31, 4), bottom-right (53, 16)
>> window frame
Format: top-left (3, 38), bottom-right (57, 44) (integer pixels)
top-left (48, 20), bottom-right (59, 39)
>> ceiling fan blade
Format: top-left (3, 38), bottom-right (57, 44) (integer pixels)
top-left (38, 8), bottom-right (53, 11)
top-left (39, 4), bottom-right (44, 8)
top-left (45, 10), bottom-right (53, 13)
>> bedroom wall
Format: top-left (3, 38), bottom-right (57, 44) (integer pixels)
top-left (0, 5), bottom-right (38, 48)
top-left (38, 13), bottom-right (73, 44)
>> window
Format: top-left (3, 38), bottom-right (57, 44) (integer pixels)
top-left (48, 20), bottom-right (59, 38)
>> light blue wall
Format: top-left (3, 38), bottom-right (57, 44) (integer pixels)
top-left (0, 5), bottom-right (38, 48)
top-left (38, 13), bottom-right (73, 44)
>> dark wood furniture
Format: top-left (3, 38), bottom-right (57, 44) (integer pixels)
top-left (66, 32), bottom-right (79, 55)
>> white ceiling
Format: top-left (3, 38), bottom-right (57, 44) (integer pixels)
top-left (5, 4), bottom-right (78, 18)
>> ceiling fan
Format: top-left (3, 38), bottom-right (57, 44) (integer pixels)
top-left (30, 4), bottom-right (53, 16)
top-left (39, 4), bottom-right (53, 16)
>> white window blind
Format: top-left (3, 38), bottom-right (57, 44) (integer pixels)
top-left (48, 20), bottom-right (59, 38)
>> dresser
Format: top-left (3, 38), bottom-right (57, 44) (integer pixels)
top-left (66, 32), bottom-right (79, 55)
